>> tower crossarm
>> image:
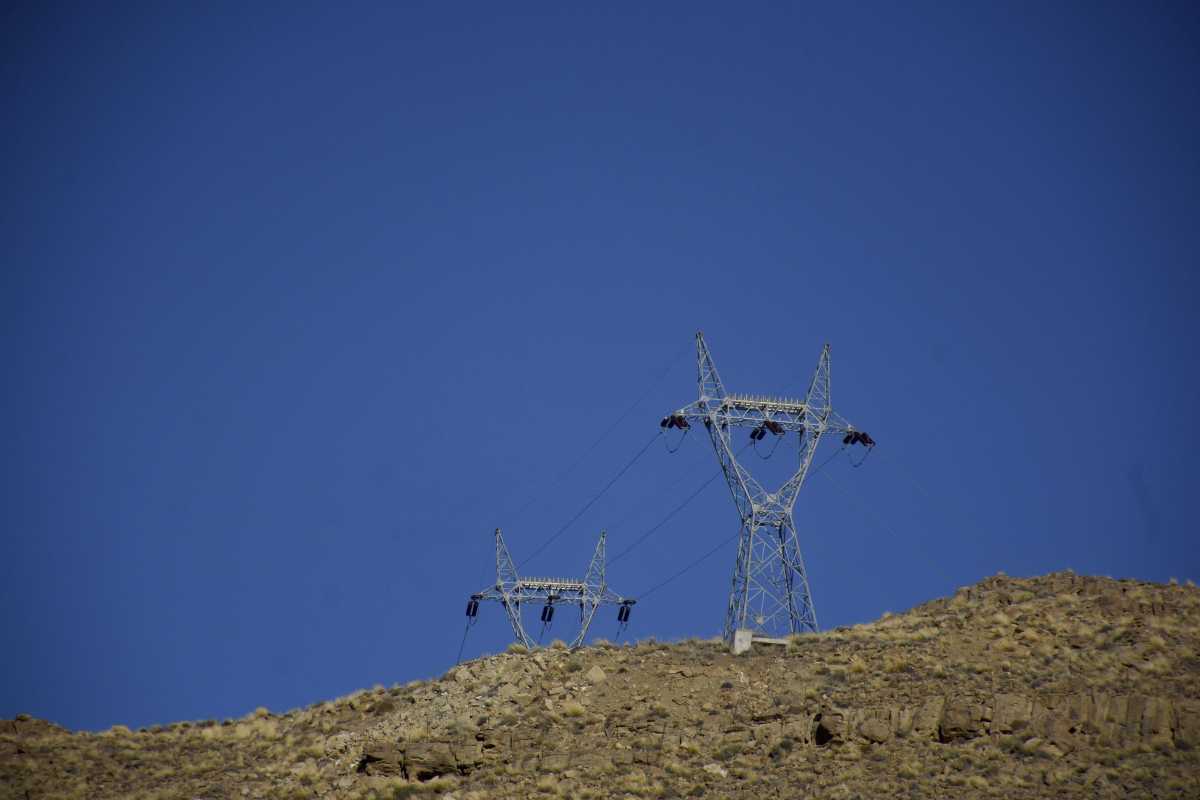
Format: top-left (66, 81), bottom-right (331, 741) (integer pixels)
top-left (515, 578), bottom-right (586, 593)
top-left (667, 395), bottom-right (860, 444)
top-left (823, 410), bottom-right (861, 436)
top-left (475, 577), bottom-right (629, 605)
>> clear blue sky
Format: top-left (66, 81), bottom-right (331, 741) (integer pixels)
top-left (3, 3), bottom-right (1197, 731)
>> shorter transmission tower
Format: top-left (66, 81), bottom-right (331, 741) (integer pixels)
top-left (465, 529), bottom-right (635, 650)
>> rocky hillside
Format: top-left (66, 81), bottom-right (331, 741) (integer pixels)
top-left (3, 571), bottom-right (1199, 799)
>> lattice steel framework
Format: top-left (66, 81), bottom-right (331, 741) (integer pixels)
top-left (662, 332), bottom-right (871, 642)
top-left (470, 529), bottom-right (633, 650)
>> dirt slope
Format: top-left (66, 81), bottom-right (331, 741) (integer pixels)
top-left (3, 571), bottom-right (1199, 799)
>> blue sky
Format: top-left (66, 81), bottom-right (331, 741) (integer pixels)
top-left (3, 3), bottom-right (1197, 731)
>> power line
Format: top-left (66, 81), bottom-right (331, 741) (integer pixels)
top-left (628, 441), bottom-right (846, 599)
top-left (872, 448), bottom-right (992, 542)
top-left (609, 463), bottom-right (726, 565)
top-left (503, 342), bottom-right (690, 525)
top-left (609, 441), bottom-right (752, 565)
top-left (465, 341), bottom-right (689, 593)
top-left (605, 433), bottom-right (704, 533)
top-left (517, 430), bottom-right (662, 570)
top-left (637, 531), bottom-right (739, 600)
top-left (817, 463), bottom-right (904, 540)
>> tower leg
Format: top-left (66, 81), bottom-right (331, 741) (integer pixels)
top-left (501, 600), bottom-right (534, 649)
top-left (723, 516), bottom-right (754, 641)
top-left (723, 504), bottom-right (818, 641)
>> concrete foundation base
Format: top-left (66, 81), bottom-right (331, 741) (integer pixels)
top-left (731, 630), bottom-right (791, 654)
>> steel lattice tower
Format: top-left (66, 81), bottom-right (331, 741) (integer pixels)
top-left (662, 332), bottom-right (873, 643)
top-left (466, 529), bottom-right (634, 650)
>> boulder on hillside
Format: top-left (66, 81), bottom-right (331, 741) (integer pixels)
top-left (992, 694), bottom-right (1034, 734)
top-left (939, 698), bottom-right (985, 742)
top-left (858, 718), bottom-right (892, 744)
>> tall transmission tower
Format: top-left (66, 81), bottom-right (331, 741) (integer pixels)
top-left (661, 332), bottom-right (874, 644)
top-left (465, 529), bottom-right (634, 650)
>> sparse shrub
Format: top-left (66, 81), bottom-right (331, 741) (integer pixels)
top-left (295, 762), bottom-right (320, 785)
top-left (965, 774), bottom-right (989, 789)
top-left (562, 702), bottom-right (585, 718)
top-left (715, 743), bottom-right (743, 761)
top-left (664, 759), bottom-right (689, 776)
top-left (506, 643), bottom-right (528, 655)
top-left (1139, 655), bottom-right (1171, 674)
top-left (768, 737), bottom-right (794, 761)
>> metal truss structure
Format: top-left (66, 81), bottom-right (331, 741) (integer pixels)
top-left (662, 332), bottom-right (873, 642)
top-left (467, 528), bottom-right (634, 650)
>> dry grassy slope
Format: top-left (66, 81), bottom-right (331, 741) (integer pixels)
top-left (3, 571), bottom-right (1199, 799)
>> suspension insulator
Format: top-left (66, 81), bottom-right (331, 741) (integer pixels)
top-left (842, 433), bottom-right (853, 445)
top-left (465, 599), bottom-right (479, 618)
top-left (763, 419), bottom-right (784, 435)
top-left (660, 417), bottom-right (670, 428)
top-left (544, 605), bottom-right (555, 622)
top-left (670, 414), bottom-right (689, 429)
top-left (860, 432), bottom-right (875, 447)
